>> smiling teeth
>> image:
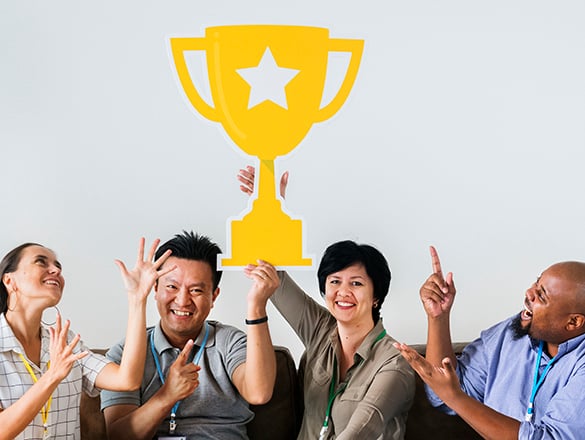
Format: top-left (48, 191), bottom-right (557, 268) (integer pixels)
top-left (337, 302), bottom-right (354, 307)
top-left (173, 310), bottom-right (192, 316)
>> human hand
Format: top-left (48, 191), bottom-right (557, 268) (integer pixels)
top-left (243, 260), bottom-right (280, 308)
top-left (160, 340), bottom-right (201, 403)
top-left (237, 165), bottom-right (289, 199)
top-left (419, 246), bottom-right (456, 318)
top-left (394, 342), bottom-right (463, 404)
top-left (115, 238), bottom-right (176, 304)
top-left (47, 314), bottom-right (89, 383)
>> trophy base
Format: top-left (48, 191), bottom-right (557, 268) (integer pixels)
top-left (219, 203), bottom-right (312, 268)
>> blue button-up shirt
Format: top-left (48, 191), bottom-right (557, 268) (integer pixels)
top-left (426, 314), bottom-right (585, 439)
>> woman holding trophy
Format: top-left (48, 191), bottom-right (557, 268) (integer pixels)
top-left (239, 167), bottom-right (415, 439)
top-left (0, 238), bottom-right (174, 439)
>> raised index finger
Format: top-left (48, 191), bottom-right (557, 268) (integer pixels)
top-left (177, 339), bottom-right (194, 366)
top-left (430, 245), bottom-right (443, 276)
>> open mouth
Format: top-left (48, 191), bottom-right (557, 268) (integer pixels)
top-left (171, 310), bottom-right (193, 317)
top-left (336, 301), bottom-right (355, 308)
top-left (520, 301), bottom-right (533, 321)
top-left (44, 279), bottom-right (61, 288)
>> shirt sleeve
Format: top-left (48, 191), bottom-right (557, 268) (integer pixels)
top-left (74, 333), bottom-right (109, 398)
top-left (271, 272), bottom-right (335, 348)
top-left (219, 324), bottom-right (247, 379)
top-left (100, 340), bottom-right (141, 409)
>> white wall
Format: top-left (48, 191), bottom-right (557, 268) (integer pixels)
top-left (2, 1), bottom-right (585, 363)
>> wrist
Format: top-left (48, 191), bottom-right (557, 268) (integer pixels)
top-left (245, 316), bottom-right (268, 325)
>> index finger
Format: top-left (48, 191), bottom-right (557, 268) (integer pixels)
top-left (430, 246), bottom-right (443, 276)
top-left (176, 339), bottom-right (194, 366)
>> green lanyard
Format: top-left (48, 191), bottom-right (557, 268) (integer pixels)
top-left (319, 329), bottom-right (387, 440)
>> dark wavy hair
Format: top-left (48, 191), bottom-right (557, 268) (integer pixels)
top-left (0, 243), bottom-right (43, 314)
top-left (317, 240), bottom-right (391, 323)
top-left (155, 231), bottom-right (222, 290)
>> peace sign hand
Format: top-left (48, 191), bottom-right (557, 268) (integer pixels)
top-left (115, 237), bottom-right (176, 304)
top-left (420, 246), bottom-right (456, 318)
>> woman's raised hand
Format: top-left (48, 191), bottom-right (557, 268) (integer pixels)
top-left (237, 165), bottom-right (289, 199)
top-left (115, 238), bottom-right (176, 303)
top-left (47, 315), bottom-right (88, 383)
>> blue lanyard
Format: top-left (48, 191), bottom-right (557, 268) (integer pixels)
top-left (525, 340), bottom-right (558, 422)
top-left (150, 321), bottom-right (209, 433)
top-left (319, 329), bottom-right (386, 440)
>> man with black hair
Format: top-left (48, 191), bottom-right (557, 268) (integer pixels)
top-left (101, 231), bottom-right (277, 440)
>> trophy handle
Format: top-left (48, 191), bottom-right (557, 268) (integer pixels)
top-left (314, 38), bottom-right (364, 122)
top-left (170, 37), bottom-right (220, 122)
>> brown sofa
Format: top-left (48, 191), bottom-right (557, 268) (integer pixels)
top-left (80, 344), bottom-right (481, 440)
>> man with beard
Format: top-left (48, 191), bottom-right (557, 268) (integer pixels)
top-left (395, 246), bottom-right (585, 439)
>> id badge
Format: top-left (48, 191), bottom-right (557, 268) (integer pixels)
top-left (157, 437), bottom-right (187, 440)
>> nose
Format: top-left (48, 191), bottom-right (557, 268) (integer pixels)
top-left (525, 284), bottom-right (536, 302)
top-left (337, 282), bottom-right (353, 296)
top-left (48, 264), bottom-right (61, 275)
top-left (174, 287), bottom-right (191, 306)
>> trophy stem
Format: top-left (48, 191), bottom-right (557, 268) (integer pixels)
top-left (257, 159), bottom-right (277, 201)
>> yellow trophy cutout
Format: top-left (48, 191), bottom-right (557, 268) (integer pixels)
top-left (170, 25), bottom-right (363, 268)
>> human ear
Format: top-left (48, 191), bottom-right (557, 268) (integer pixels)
top-left (211, 287), bottom-right (220, 307)
top-left (567, 314), bottom-right (585, 332)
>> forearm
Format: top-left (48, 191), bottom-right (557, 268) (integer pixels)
top-left (106, 393), bottom-right (175, 440)
top-left (445, 391), bottom-right (520, 440)
top-left (0, 373), bottom-right (61, 440)
top-left (239, 303), bottom-right (276, 404)
top-left (97, 299), bottom-right (147, 391)
top-left (426, 314), bottom-right (456, 366)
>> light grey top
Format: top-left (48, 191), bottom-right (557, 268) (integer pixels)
top-left (101, 320), bottom-right (252, 440)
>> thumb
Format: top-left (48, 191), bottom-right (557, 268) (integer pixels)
top-left (442, 357), bottom-right (455, 372)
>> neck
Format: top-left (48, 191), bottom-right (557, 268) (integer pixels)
top-left (337, 320), bottom-right (375, 357)
top-left (546, 342), bottom-right (559, 358)
top-left (161, 324), bottom-right (204, 349)
top-left (5, 310), bottom-right (42, 365)
top-left (5, 309), bottom-right (42, 346)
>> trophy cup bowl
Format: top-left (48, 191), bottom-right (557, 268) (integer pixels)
top-left (170, 25), bottom-right (363, 267)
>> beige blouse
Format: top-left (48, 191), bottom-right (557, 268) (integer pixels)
top-left (271, 272), bottom-right (415, 440)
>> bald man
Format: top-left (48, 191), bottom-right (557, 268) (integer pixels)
top-left (396, 247), bottom-right (585, 440)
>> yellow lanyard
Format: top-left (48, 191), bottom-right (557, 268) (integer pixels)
top-left (18, 353), bottom-right (52, 436)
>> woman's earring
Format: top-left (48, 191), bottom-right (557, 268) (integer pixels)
top-left (41, 306), bottom-right (61, 326)
top-left (373, 300), bottom-right (379, 309)
top-left (7, 290), bottom-right (18, 311)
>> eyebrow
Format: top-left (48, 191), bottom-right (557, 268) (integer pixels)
top-left (161, 277), bottom-right (208, 288)
top-left (35, 254), bottom-right (62, 269)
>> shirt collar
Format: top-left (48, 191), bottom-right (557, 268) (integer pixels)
top-left (329, 319), bottom-right (387, 361)
top-left (355, 319), bottom-right (387, 360)
top-left (0, 313), bottom-right (21, 353)
top-left (553, 332), bottom-right (585, 357)
top-left (152, 320), bottom-right (215, 355)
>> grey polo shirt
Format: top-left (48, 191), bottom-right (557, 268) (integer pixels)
top-left (101, 320), bottom-right (253, 439)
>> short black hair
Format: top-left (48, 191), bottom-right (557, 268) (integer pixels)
top-left (155, 231), bottom-right (222, 290)
top-left (317, 240), bottom-right (391, 323)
